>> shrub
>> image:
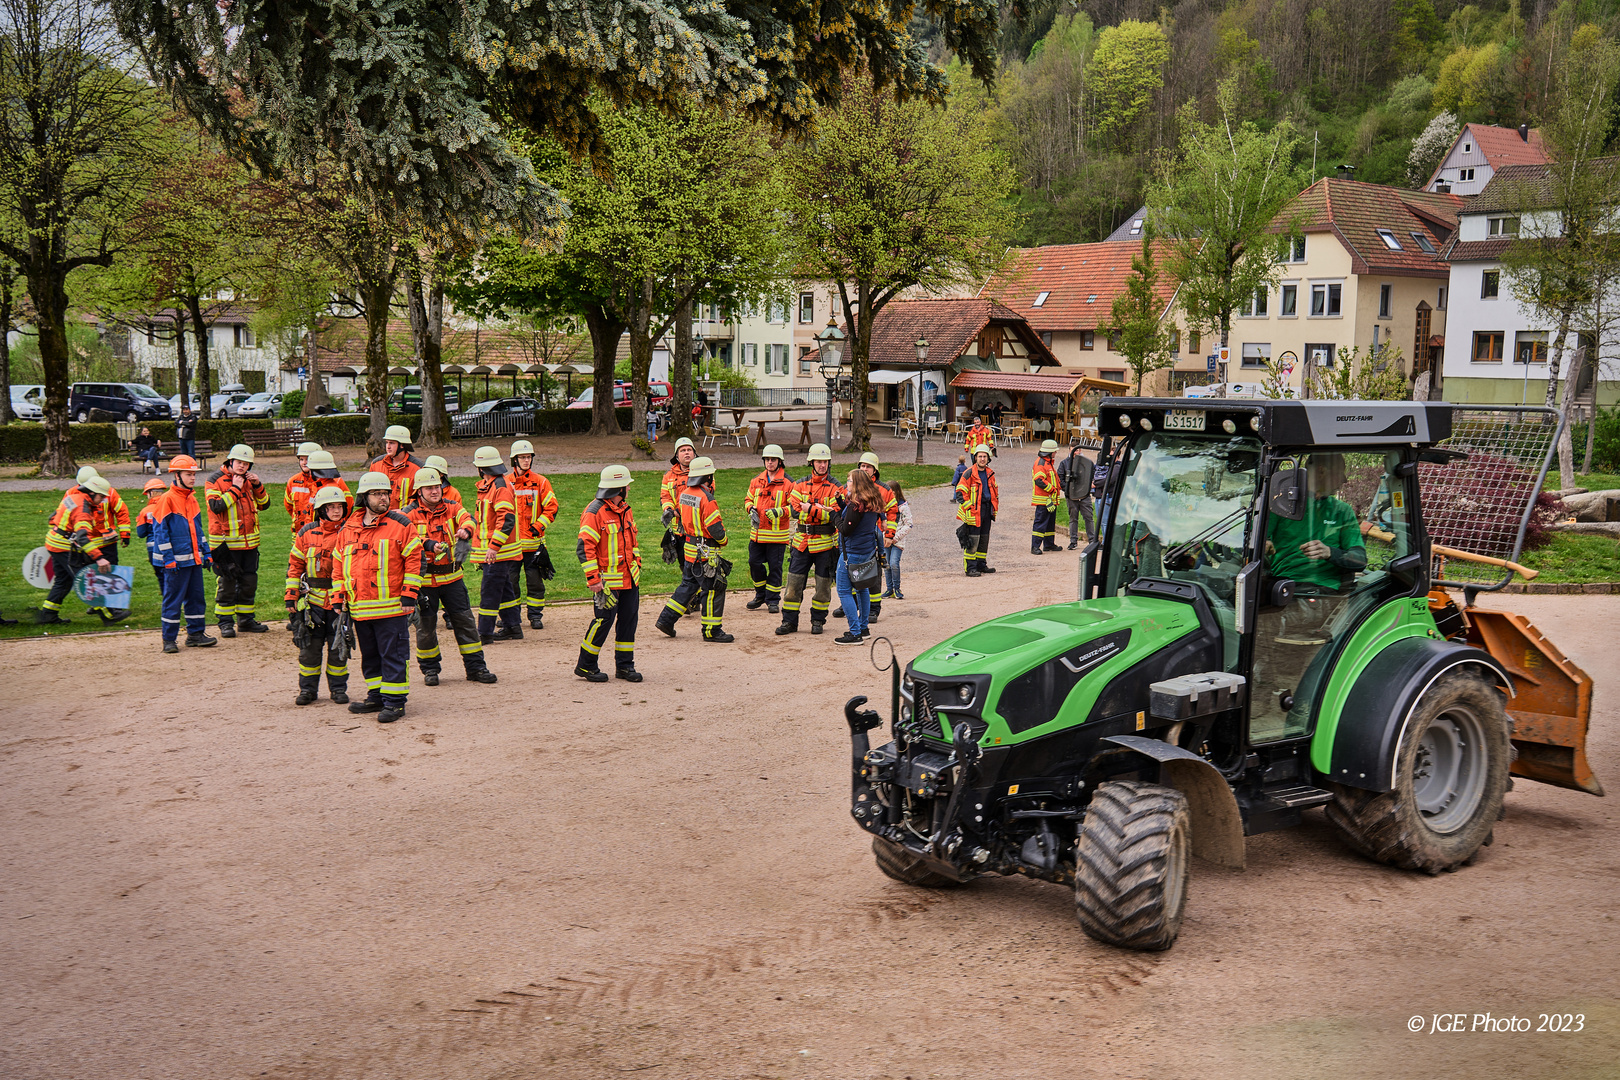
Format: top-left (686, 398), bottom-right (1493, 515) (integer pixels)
top-left (279, 390), bottom-right (306, 418)
top-left (1569, 406), bottom-right (1620, 474)
top-left (0, 422), bottom-right (122, 463)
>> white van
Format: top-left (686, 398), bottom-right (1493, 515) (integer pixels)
top-left (10, 384), bottom-right (44, 419)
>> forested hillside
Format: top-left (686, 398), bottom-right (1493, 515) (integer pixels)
top-left (955, 0), bottom-right (1620, 245)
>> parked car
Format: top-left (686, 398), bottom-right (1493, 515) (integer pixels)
top-left (10, 384), bottom-right (44, 419)
top-left (69, 382), bottom-right (172, 423)
top-left (167, 392), bottom-right (207, 414)
top-left (451, 397), bottom-right (543, 438)
top-left (387, 385), bottom-right (461, 414)
top-left (211, 391), bottom-right (254, 418)
top-left (566, 381), bottom-right (673, 410)
top-left (234, 392), bottom-right (286, 419)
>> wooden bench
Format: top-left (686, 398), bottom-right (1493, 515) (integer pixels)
top-left (243, 428), bottom-right (297, 453)
top-left (134, 439), bottom-right (214, 473)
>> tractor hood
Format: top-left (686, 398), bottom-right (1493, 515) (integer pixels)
top-left (909, 595), bottom-right (1219, 744)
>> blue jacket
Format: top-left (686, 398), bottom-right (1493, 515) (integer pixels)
top-left (148, 485), bottom-right (212, 569)
top-left (838, 503), bottom-right (882, 563)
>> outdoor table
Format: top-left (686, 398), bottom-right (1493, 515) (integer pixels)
top-left (725, 407), bottom-right (821, 448)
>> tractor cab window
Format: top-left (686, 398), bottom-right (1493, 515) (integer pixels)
top-left (1104, 432), bottom-right (1263, 649)
top-left (1252, 450), bottom-right (1415, 742)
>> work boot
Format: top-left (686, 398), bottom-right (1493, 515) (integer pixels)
top-left (575, 666), bottom-right (609, 683)
top-left (466, 667), bottom-right (498, 684)
top-left (774, 619), bottom-right (798, 636)
top-left (655, 615), bottom-right (678, 638)
top-left (186, 631), bottom-right (218, 647)
top-left (1044, 542), bottom-right (1062, 552)
top-left (98, 609), bottom-right (130, 625)
top-left (480, 634), bottom-right (496, 646)
top-left (810, 620), bottom-right (825, 635)
top-left (1031, 544), bottom-right (1043, 555)
top-left (423, 672), bottom-right (440, 686)
top-left (162, 639), bottom-right (179, 654)
top-left (766, 600), bottom-right (780, 615)
top-left (703, 629), bottom-right (735, 643)
top-left (832, 605), bottom-right (845, 619)
top-left (34, 609), bottom-right (68, 624)
top-left (869, 602), bottom-right (882, 621)
top-left (982, 567), bottom-right (997, 574)
top-left (331, 690), bottom-right (350, 704)
top-left (237, 617), bottom-right (270, 633)
top-left (615, 667), bottom-right (644, 683)
top-left (492, 626), bottom-right (523, 642)
top-left (529, 614), bottom-right (544, 630)
top-left (348, 697), bottom-right (383, 714)
top-left (218, 622), bottom-right (236, 638)
top-left (295, 689), bottom-right (318, 706)
top-left (966, 567), bottom-right (982, 578)
top-left (377, 706), bottom-right (404, 724)
top-left (745, 592), bottom-right (767, 610)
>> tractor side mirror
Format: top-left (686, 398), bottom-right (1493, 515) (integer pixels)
top-left (1385, 552), bottom-right (1426, 591)
top-left (1268, 467), bottom-right (1306, 520)
top-left (1267, 578), bottom-right (1295, 608)
top-left (1234, 560), bottom-right (1261, 634)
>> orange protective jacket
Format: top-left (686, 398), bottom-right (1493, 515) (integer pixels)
top-left (334, 510), bottom-right (424, 619)
top-left (660, 463), bottom-right (689, 524)
top-left (367, 452), bottom-right (425, 510)
top-left (577, 496), bottom-right (641, 591)
top-left (789, 468), bottom-right (845, 554)
top-left (744, 466), bottom-right (794, 544)
top-left (286, 518), bottom-right (349, 609)
top-left (509, 468), bottom-right (559, 550)
top-left (407, 498), bottom-right (476, 587)
top-left (205, 470), bottom-right (270, 549)
top-left (676, 482), bottom-right (726, 561)
top-left (956, 466), bottom-right (999, 527)
top-left (1031, 457), bottom-right (1059, 508)
top-left (285, 472), bottom-right (353, 535)
top-left (473, 475), bottom-right (523, 562)
top-left (94, 485), bottom-right (131, 545)
top-left (46, 487), bottom-right (107, 558)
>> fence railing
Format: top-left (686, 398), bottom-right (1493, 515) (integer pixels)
top-left (719, 387), bottom-right (830, 408)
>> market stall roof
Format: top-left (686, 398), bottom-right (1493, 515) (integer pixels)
top-left (949, 371), bottom-right (1089, 394)
top-left (867, 368), bottom-right (949, 385)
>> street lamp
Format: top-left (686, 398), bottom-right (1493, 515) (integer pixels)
top-left (817, 319), bottom-right (846, 444)
top-left (913, 337), bottom-right (929, 464)
top-left (692, 329), bottom-right (705, 428)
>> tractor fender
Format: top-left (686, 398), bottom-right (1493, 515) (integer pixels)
top-left (1316, 637), bottom-right (1510, 794)
top-left (1103, 736), bottom-right (1245, 870)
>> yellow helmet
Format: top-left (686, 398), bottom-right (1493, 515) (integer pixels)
top-left (226, 443), bottom-right (255, 465)
top-left (510, 439), bottom-right (535, 458)
top-left (807, 443), bottom-right (832, 463)
top-left (687, 456), bottom-right (716, 481)
top-left (597, 465), bottom-right (633, 489)
top-left (859, 451), bottom-right (881, 470)
top-left (357, 472), bottom-right (393, 495)
top-left (384, 424), bottom-right (413, 445)
top-left (413, 467), bottom-right (442, 488)
top-left (313, 486), bottom-right (348, 510)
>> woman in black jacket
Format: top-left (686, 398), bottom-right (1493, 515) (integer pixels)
top-left (833, 470), bottom-right (883, 645)
top-left (133, 427), bottom-right (161, 469)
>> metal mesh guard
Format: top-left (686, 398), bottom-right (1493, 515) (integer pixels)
top-left (1422, 405), bottom-right (1563, 589)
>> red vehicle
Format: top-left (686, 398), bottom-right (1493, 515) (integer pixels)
top-left (567, 381), bottom-right (674, 410)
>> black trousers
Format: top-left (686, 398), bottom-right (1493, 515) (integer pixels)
top-left (780, 546), bottom-right (836, 627)
top-left (963, 522), bottom-right (992, 570)
top-left (662, 555), bottom-right (727, 636)
top-left (355, 614), bottom-right (410, 707)
top-left (415, 578), bottom-right (486, 674)
top-left (519, 548), bottom-right (548, 620)
top-left (477, 559), bottom-right (520, 636)
top-left (1032, 505), bottom-right (1058, 550)
top-left (579, 585), bottom-right (639, 672)
top-left (748, 540), bottom-right (786, 599)
top-left (43, 549), bottom-right (89, 612)
top-left (1067, 497), bottom-right (1096, 542)
top-left (212, 546), bottom-right (260, 623)
top-left (297, 606), bottom-right (350, 695)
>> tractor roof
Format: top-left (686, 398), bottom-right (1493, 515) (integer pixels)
top-left (1097, 399), bottom-right (1452, 447)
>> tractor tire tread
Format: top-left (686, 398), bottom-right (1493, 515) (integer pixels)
top-left (1073, 780), bottom-right (1190, 952)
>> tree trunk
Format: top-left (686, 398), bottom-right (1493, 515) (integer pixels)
top-left (174, 308), bottom-right (191, 412)
top-left (186, 293), bottom-right (214, 405)
top-left (406, 260), bottom-right (450, 448)
top-left (626, 277), bottom-right (655, 443)
top-left (845, 280), bottom-right (873, 453)
top-left (1544, 311), bottom-right (1573, 409)
top-left (670, 292), bottom-right (694, 441)
top-left (0, 264), bottom-right (14, 424)
top-left (360, 278), bottom-right (394, 455)
top-left (583, 306), bottom-right (626, 437)
top-left (301, 317), bottom-right (328, 416)
top-left (28, 262), bottom-right (75, 477)
top-left (1555, 344), bottom-right (1585, 492)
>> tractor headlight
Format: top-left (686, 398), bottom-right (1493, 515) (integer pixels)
top-left (957, 685), bottom-right (973, 703)
top-left (900, 703), bottom-right (912, 723)
top-left (1139, 417), bottom-right (1153, 431)
top-left (1222, 419), bottom-right (1237, 434)
top-left (1117, 413), bottom-right (1131, 429)
top-left (1250, 416), bottom-right (1262, 432)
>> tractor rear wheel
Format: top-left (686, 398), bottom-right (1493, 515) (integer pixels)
top-left (1073, 781), bottom-right (1190, 951)
top-left (872, 837), bottom-right (959, 888)
top-left (1326, 671), bottom-right (1509, 874)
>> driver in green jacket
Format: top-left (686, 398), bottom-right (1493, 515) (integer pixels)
top-left (1265, 452), bottom-right (1367, 592)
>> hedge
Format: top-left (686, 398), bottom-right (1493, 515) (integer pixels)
top-left (0, 418), bottom-right (288, 463)
top-left (447, 406), bottom-right (634, 439)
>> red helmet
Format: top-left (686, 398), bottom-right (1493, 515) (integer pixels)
top-left (142, 478), bottom-right (168, 494)
top-left (168, 454), bottom-right (200, 471)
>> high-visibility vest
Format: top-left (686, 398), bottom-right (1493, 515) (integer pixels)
top-left (577, 497), bottom-right (641, 590)
top-left (509, 468), bottom-right (559, 550)
top-left (1031, 458), bottom-right (1059, 508)
top-left (205, 470), bottom-right (270, 548)
top-left (676, 484), bottom-right (726, 561)
top-left (334, 510), bottom-right (423, 620)
top-left (473, 476), bottom-right (523, 562)
top-left (286, 519), bottom-right (348, 609)
top-left (956, 467), bottom-right (999, 526)
top-left (789, 470), bottom-right (844, 554)
top-left (744, 467), bottom-right (794, 544)
top-left (407, 499), bottom-right (476, 587)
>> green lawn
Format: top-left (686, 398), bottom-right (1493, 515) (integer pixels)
top-left (1518, 532), bottom-right (1620, 584)
top-left (0, 464), bottom-right (951, 638)
top-left (1575, 472), bottom-right (1620, 492)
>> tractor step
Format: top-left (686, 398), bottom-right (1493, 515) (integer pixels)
top-left (1258, 784), bottom-right (1335, 809)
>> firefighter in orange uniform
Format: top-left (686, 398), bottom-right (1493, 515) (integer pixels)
top-left (335, 472), bottom-right (424, 723)
top-left (660, 437), bottom-right (696, 527)
top-left (423, 456), bottom-right (463, 507)
top-left (743, 444), bottom-right (793, 613)
top-left (283, 441), bottom-right (323, 533)
top-left (471, 445), bottom-right (524, 643)
top-left (37, 473), bottom-right (116, 624)
top-left (655, 456), bottom-right (732, 642)
top-left (508, 439), bottom-right (560, 630)
top-left (367, 424), bottom-right (425, 509)
top-left (78, 466), bottom-right (131, 580)
top-left (205, 443), bottom-right (272, 635)
top-left (956, 448), bottom-right (999, 576)
top-left (576, 465), bottom-right (642, 683)
top-left (1031, 439), bottom-right (1062, 554)
top-left (405, 467), bottom-right (496, 686)
top-left (285, 486), bottom-right (352, 706)
top-left (776, 443), bottom-right (843, 635)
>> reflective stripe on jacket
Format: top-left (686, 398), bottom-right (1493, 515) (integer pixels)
top-left (956, 467), bottom-right (999, 526)
top-left (286, 519), bottom-right (348, 609)
top-left (367, 452), bottom-right (425, 510)
top-left (335, 510), bottom-right (423, 619)
top-left (578, 497), bottom-right (641, 590)
top-left (285, 472), bottom-right (353, 534)
top-left (1031, 458), bottom-right (1059, 508)
top-left (205, 470), bottom-right (270, 548)
top-left (46, 488), bottom-right (106, 557)
top-left (509, 468), bottom-right (559, 550)
top-left (95, 486), bottom-right (131, 544)
top-left (745, 467), bottom-right (794, 543)
top-left (149, 485), bottom-right (210, 568)
top-left (660, 464), bottom-right (688, 520)
top-left (789, 470), bottom-right (844, 553)
top-left (407, 499), bottom-right (476, 587)
top-left (677, 484), bottom-right (726, 561)
top-left (135, 504), bottom-right (162, 567)
top-left (473, 475), bottom-right (523, 561)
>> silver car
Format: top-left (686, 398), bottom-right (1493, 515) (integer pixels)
top-left (234, 392), bottom-right (285, 419)
top-left (10, 384), bottom-right (44, 419)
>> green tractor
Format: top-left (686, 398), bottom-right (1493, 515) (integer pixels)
top-left (846, 400), bottom-right (1600, 950)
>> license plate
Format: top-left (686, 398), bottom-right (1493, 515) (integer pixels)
top-left (1165, 409), bottom-right (1206, 431)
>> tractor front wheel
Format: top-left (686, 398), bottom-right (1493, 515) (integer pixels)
top-left (872, 837), bottom-right (960, 888)
top-left (1073, 781), bottom-right (1190, 951)
top-left (1326, 671), bottom-right (1509, 874)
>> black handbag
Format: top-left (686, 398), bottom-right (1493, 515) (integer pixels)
top-left (848, 552), bottom-right (883, 592)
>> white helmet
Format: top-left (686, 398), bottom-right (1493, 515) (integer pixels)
top-left (598, 464), bottom-right (633, 489)
top-left (859, 451), bottom-right (881, 471)
top-left (807, 443), bottom-right (832, 463)
top-left (75, 465), bottom-right (101, 485)
top-left (687, 456), bottom-right (716, 481)
top-left (81, 474), bottom-right (112, 496)
top-left (472, 446), bottom-right (507, 474)
top-left (1040, 439), bottom-right (1059, 454)
top-left (357, 472), bottom-right (393, 495)
top-left (313, 486), bottom-right (348, 510)
top-left (297, 441), bottom-right (321, 458)
top-left (413, 467), bottom-right (442, 488)
top-left (226, 443), bottom-right (255, 465)
top-left (307, 449), bottom-right (340, 477)
top-left (384, 424), bottom-right (413, 445)
top-left (425, 455), bottom-right (449, 474)
top-left (509, 439), bottom-right (535, 458)
top-left (761, 444), bottom-right (785, 461)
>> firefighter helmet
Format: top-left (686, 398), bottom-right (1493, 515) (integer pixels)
top-left (1040, 439), bottom-right (1059, 454)
top-left (509, 439), bottom-right (535, 458)
top-left (384, 424), bottom-right (413, 445)
top-left (142, 477), bottom-right (168, 494)
top-left (168, 454), bottom-right (200, 472)
top-left (356, 472), bottom-right (393, 495)
top-left (472, 445), bottom-right (507, 474)
top-left (297, 441), bottom-right (321, 458)
top-left (81, 474), bottom-right (111, 496)
top-left (598, 465), bottom-right (633, 488)
top-left (859, 451), bottom-right (881, 471)
top-left (687, 456), bottom-right (716, 481)
top-left (413, 468), bottom-right (442, 488)
top-left (225, 443), bottom-right (255, 465)
top-left (761, 444), bottom-right (785, 461)
top-left (425, 455), bottom-right (449, 474)
top-left (307, 450), bottom-right (339, 477)
top-left (313, 486), bottom-right (348, 509)
top-left (807, 443), bottom-right (832, 462)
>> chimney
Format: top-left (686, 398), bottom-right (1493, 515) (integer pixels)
top-left (1437, 183), bottom-right (1452, 194)
top-left (1519, 123), bottom-right (1529, 142)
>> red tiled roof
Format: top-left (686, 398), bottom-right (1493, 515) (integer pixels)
top-left (1283, 178), bottom-right (1461, 279)
top-left (979, 241), bottom-right (1178, 331)
top-left (1427, 124), bottom-right (1550, 188)
top-left (818, 298), bottom-right (1058, 369)
top-left (1441, 237), bottom-right (1515, 262)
